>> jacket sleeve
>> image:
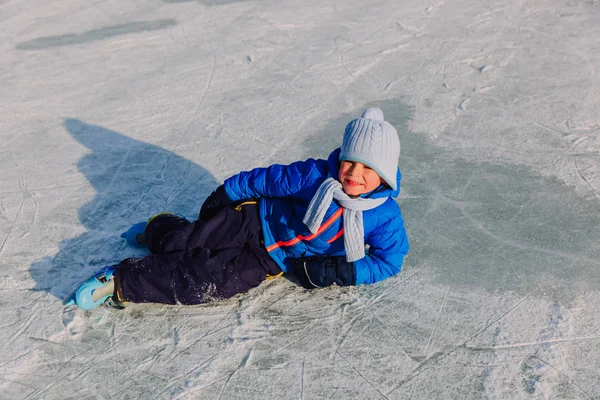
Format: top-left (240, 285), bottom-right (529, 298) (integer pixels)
top-left (353, 215), bottom-right (409, 285)
top-left (223, 159), bottom-right (325, 201)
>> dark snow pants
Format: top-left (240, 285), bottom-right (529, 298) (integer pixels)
top-left (115, 203), bottom-right (282, 305)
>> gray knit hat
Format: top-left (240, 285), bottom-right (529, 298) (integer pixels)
top-left (339, 107), bottom-right (400, 190)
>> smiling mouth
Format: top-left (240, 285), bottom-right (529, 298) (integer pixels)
top-left (345, 179), bottom-right (362, 186)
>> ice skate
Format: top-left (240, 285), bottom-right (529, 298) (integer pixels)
top-left (65, 266), bottom-right (118, 310)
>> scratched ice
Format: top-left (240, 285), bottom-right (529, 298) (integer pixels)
top-left (2, 0), bottom-right (600, 399)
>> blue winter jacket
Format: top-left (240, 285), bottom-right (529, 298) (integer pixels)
top-left (223, 149), bottom-right (409, 285)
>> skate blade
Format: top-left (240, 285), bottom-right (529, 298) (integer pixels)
top-left (64, 293), bottom-right (76, 306)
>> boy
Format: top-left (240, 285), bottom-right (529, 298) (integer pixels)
top-left (67, 107), bottom-right (409, 309)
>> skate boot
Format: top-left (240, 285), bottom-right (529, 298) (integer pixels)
top-left (120, 213), bottom-right (173, 248)
top-left (65, 266), bottom-right (118, 310)
top-left (104, 293), bottom-right (127, 310)
top-left (120, 221), bottom-right (147, 248)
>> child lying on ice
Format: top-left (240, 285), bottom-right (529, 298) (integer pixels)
top-left (66, 107), bottom-right (410, 310)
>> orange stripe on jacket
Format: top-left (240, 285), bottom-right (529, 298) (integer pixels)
top-left (266, 208), bottom-right (343, 252)
top-left (326, 228), bottom-right (344, 244)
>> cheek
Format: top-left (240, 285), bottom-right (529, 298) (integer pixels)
top-left (366, 171), bottom-right (381, 186)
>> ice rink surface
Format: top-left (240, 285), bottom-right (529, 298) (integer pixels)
top-left (2, 0), bottom-right (600, 398)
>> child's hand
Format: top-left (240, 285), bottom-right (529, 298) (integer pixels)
top-left (199, 185), bottom-right (232, 221)
top-left (292, 256), bottom-right (355, 289)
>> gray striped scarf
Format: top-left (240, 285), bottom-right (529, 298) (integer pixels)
top-left (302, 178), bottom-right (387, 261)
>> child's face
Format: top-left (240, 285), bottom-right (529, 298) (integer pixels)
top-left (338, 160), bottom-right (382, 196)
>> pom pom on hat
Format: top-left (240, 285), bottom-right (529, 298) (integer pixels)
top-left (340, 107), bottom-right (400, 190)
top-left (361, 107), bottom-right (384, 121)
